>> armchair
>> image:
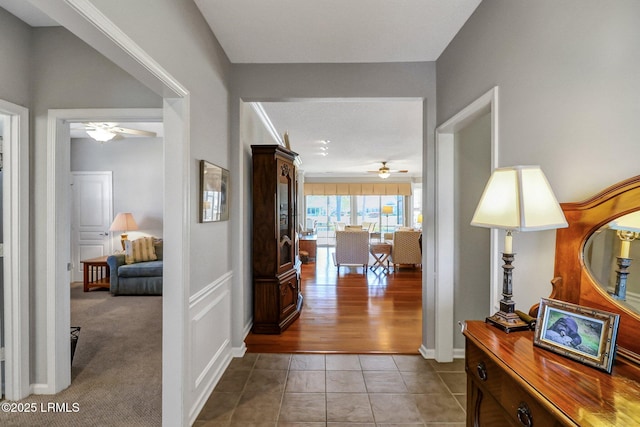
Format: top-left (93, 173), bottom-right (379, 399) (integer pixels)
top-left (391, 230), bottom-right (422, 269)
top-left (334, 230), bottom-right (369, 274)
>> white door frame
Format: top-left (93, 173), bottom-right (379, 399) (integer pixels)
top-left (434, 87), bottom-right (499, 361)
top-left (46, 108), bottom-right (162, 394)
top-left (0, 99), bottom-right (30, 400)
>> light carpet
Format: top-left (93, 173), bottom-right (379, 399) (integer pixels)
top-left (0, 282), bottom-right (162, 426)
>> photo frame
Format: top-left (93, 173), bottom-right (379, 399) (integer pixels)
top-left (199, 160), bottom-right (229, 222)
top-left (533, 298), bottom-right (620, 373)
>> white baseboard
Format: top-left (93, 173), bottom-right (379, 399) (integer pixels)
top-left (419, 344), bottom-right (465, 360)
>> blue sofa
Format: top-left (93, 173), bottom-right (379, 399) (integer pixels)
top-left (106, 240), bottom-right (163, 295)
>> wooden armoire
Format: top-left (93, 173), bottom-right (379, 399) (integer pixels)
top-left (251, 145), bottom-right (302, 334)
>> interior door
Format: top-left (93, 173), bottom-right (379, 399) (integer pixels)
top-left (71, 172), bottom-right (113, 282)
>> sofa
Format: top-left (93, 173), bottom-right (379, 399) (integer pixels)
top-left (107, 237), bottom-right (163, 295)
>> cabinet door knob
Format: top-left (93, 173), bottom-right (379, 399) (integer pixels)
top-left (517, 402), bottom-right (533, 427)
top-left (476, 361), bottom-right (488, 381)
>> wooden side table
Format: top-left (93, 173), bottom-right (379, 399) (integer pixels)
top-left (369, 242), bottom-right (392, 272)
top-left (299, 234), bottom-right (317, 261)
top-left (81, 255), bottom-right (110, 292)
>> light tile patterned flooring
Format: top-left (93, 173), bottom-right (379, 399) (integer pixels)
top-left (194, 353), bottom-right (466, 427)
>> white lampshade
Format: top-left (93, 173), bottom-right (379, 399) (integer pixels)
top-left (609, 211), bottom-right (640, 233)
top-left (109, 212), bottom-right (139, 232)
top-left (471, 165), bottom-right (568, 232)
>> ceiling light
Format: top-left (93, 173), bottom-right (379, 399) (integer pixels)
top-left (87, 128), bottom-right (117, 142)
top-left (378, 170), bottom-right (390, 179)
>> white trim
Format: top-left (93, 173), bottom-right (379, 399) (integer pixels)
top-left (0, 100), bottom-right (30, 400)
top-left (189, 271), bottom-right (233, 306)
top-left (250, 102), bottom-right (284, 146)
top-left (45, 109), bottom-right (161, 394)
top-left (64, 0), bottom-right (188, 98)
top-left (162, 96), bottom-right (191, 427)
top-left (434, 87), bottom-right (499, 362)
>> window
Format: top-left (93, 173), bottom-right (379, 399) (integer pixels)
top-left (306, 194), bottom-right (406, 245)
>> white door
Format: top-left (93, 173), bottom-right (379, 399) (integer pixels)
top-left (71, 172), bottom-right (113, 282)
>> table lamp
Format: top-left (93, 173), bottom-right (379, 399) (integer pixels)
top-left (471, 165), bottom-right (567, 332)
top-left (110, 212), bottom-right (139, 250)
top-left (608, 211), bottom-right (640, 300)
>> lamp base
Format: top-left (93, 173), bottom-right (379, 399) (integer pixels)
top-left (486, 311), bottom-right (530, 333)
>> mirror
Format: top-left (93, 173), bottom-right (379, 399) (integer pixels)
top-left (584, 210), bottom-right (640, 312)
top-left (553, 175), bottom-right (640, 361)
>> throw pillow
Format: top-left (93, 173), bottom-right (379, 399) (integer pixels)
top-left (125, 237), bottom-right (158, 264)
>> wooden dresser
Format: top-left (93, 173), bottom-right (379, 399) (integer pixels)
top-left (463, 321), bottom-right (640, 426)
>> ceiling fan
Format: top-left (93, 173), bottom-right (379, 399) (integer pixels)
top-left (367, 161), bottom-right (409, 179)
top-left (80, 122), bottom-right (157, 142)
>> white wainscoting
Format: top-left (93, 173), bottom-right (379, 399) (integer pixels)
top-left (188, 272), bottom-right (233, 424)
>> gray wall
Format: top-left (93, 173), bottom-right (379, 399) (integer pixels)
top-left (0, 8), bottom-right (31, 108)
top-left (89, 0), bottom-right (233, 293)
top-left (30, 26), bottom-right (162, 384)
top-left (454, 113), bottom-right (491, 348)
top-left (71, 137), bottom-right (164, 241)
top-left (437, 0), bottom-right (640, 313)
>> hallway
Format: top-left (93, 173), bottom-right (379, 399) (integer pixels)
top-left (245, 246), bottom-right (423, 353)
top-left (194, 353), bottom-right (466, 426)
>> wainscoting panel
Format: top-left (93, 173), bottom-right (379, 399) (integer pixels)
top-left (188, 272), bottom-right (233, 423)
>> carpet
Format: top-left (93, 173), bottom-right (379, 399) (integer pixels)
top-left (0, 282), bottom-right (162, 426)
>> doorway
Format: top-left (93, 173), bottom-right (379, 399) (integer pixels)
top-left (45, 108), bottom-right (163, 394)
top-left (434, 87), bottom-right (498, 361)
top-left (0, 100), bottom-right (29, 400)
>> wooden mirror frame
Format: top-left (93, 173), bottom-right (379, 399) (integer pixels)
top-left (552, 175), bottom-right (640, 361)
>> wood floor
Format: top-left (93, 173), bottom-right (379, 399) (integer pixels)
top-left (244, 246), bottom-right (423, 354)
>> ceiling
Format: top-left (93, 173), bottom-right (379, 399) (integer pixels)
top-left (0, 0), bottom-right (482, 179)
top-left (194, 0), bottom-right (481, 64)
top-left (260, 100), bottom-right (423, 178)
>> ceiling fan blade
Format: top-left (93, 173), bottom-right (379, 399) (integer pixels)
top-left (112, 126), bottom-right (157, 137)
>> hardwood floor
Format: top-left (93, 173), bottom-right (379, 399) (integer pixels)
top-left (245, 246), bottom-right (423, 354)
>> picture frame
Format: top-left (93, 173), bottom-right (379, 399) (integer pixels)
top-left (533, 298), bottom-right (620, 373)
top-left (199, 160), bottom-right (229, 222)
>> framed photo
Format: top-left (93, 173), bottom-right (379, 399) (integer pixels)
top-left (199, 160), bottom-right (229, 222)
top-left (533, 298), bottom-right (620, 373)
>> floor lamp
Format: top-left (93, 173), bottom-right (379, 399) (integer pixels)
top-left (382, 205), bottom-right (393, 234)
top-left (471, 165), bottom-right (568, 333)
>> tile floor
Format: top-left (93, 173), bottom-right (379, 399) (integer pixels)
top-left (194, 353), bottom-right (466, 426)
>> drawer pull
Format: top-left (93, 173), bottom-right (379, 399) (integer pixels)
top-left (476, 361), bottom-right (488, 381)
top-left (517, 402), bottom-right (533, 427)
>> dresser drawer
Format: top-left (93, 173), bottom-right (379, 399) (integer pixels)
top-left (466, 338), bottom-right (564, 427)
top-left (466, 338), bottom-right (504, 397)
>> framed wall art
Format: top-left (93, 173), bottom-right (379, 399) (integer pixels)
top-left (533, 298), bottom-right (620, 373)
top-left (199, 160), bottom-right (229, 222)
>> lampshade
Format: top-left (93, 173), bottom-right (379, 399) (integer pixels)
top-left (470, 165), bottom-right (567, 232)
top-left (109, 212), bottom-right (139, 232)
top-left (378, 170), bottom-right (390, 179)
top-left (382, 205), bottom-right (394, 215)
top-left (609, 211), bottom-right (640, 233)
top-left (417, 214), bottom-right (423, 224)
